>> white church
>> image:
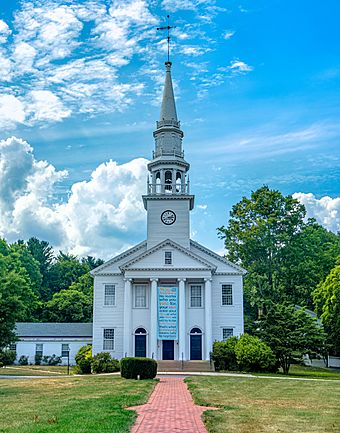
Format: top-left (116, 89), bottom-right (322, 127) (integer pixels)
top-left (91, 61), bottom-right (245, 361)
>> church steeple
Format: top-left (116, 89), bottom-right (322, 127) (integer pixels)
top-left (160, 61), bottom-right (178, 122)
top-left (143, 60), bottom-right (194, 217)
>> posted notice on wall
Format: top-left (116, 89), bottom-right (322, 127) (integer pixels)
top-left (157, 287), bottom-right (178, 340)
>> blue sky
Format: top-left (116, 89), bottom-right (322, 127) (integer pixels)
top-left (0, 0), bottom-right (339, 258)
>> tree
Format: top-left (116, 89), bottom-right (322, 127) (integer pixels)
top-left (218, 186), bottom-right (339, 317)
top-left (313, 262), bottom-right (340, 355)
top-left (257, 303), bottom-right (327, 374)
top-left (69, 273), bottom-right (93, 297)
top-left (27, 237), bottom-right (54, 299)
top-left (44, 289), bottom-right (92, 322)
top-left (10, 242), bottom-right (43, 296)
top-left (48, 253), bottom-right (90, 295)
top-left (0, 240), bottom-right (37, 349)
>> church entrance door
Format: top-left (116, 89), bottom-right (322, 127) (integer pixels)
top-left (190, 328), bottom-right (202, 360)
top-left (162, 340), bottom-right (174, 360)
top-left (135, 328), bottom-right (147, 357)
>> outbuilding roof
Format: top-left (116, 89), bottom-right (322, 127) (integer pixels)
top-left (15, 323), bottom-right (93, 338)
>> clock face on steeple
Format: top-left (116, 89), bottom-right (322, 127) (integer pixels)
top-left (161, 210), bottom-right (176, 225)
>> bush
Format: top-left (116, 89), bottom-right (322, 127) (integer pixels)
top-left (0, 349), bottom-right (16, 366)
top-left (120, 357), bottom-right (157, 379)
top-left (35, 354), bottom-right (42, 365)
top-left (235, 334), bottom-right (277, 372)
top-left (91, 352), bottom-right (120, 374)
top-left (18, 355), bottom-right (29, 365)
top-left (48, 354), bottom-right (62, 366)
top-left (75, 345), bottom-right (92, 374)
top-left (211, 337), bottom-right (238, 371)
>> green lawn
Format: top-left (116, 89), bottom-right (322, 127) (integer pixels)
top-left (187, 376), bottom-right (340, 433)
top-left (254, 364), bottom-right (340, 380)
top-left (0, 365), bottom-right (75, 376)
top-left (0, 376), bottom-right (155, 433)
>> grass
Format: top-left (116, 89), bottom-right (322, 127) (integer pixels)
top-left (0, 365), bottom-right (76, 376)
top-left (0, 375), bottom-right (155, 433)
top-left (187, 375), bottom-right (340, 433)
top-left (254, 364), bottom-right (340, 380)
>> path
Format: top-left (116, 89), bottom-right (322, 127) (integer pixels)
top-left (129, 377), bottom-right (214, 433)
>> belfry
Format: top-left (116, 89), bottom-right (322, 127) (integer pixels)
top-left (91, 61), bottom-right (245, 362)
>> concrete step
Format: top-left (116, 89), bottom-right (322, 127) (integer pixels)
top-left (157, 360), bottom-right (214, 372)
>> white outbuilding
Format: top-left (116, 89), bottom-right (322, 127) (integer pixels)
top-left (13, 322), bottom-right (92, 365)
top-left (91, 61), bottom-right (246, 361)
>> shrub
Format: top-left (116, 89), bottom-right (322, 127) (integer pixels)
top-left (211, 337), bottom-right (238, 371)
top-left (47, 354), bottom-right (62, 366)
top-left (91, 352), bottom-right (120, 374)
top-left (35, 354), bottom-right (42, 365)
top-left (75, 345), bottom-right (92, 374)
top-left (235, 334), bottom-right (277, 372)
top-left (120, 357), bottom-right (157, 379)
top-left (0, 349), bottom-right (16, 366)
top-left (18, 355), bottom-right (29, 365)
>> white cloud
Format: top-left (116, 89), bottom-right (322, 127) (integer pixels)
top-left (12, 42), bottom-right (37, 73)
top-left (26, 90), bottom-right (71, 122)
top-left (0, 95), bottom-right (26, 128)
top-left (223, 30), bottom-right (235, 40)
top-left (0, 136), bottom-right (148, 258)
top-left (293, 192), bottom-right (340, 233)
top-left (197, 204), bottom-right (207, 210)
top-left (228, 59), bottom-right (253, 74)
top-left (0, 20), bottom-right (11, 43)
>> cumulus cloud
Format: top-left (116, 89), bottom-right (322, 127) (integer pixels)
top-left (293, 192), bottom-right (340, 233)
top-left (0, 95), bottom-right (26, 128)
top-left (0, 136), bottom-right (148, 258)
top-left (228, 59), bottom-right (253, 74)
top-left (0, 19), bottom-right (11, 43)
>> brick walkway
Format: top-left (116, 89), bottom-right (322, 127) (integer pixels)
top-left (129, 377), bottom-right (213, 433)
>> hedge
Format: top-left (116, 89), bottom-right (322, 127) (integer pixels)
top-left (120, 357), bottom-right (157, 379)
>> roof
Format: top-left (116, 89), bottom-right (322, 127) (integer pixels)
top-left (15, 323), bottom-right (93, 338)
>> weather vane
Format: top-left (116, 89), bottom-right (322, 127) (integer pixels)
top-left (157, 15), bottom-right (176, 63)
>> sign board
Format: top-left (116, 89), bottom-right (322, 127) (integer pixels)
top-left (157, 287), bottom-right (178, 340)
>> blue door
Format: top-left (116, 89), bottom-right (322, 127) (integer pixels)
top-left (135, 328), bottom-right (147, 357)
top-left (162, 340), bottom-right (174, 360)
top-left (190, 328), bottom-right (202, 360)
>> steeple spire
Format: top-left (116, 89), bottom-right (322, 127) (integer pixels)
top-left (160, 62), bottom-right (177, 121)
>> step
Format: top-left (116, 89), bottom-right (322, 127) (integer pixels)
top-left (157, 360), bottom-right (214, 372)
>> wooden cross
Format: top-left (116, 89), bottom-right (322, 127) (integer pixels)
top-left (157, 15), bottom-right (176, 62)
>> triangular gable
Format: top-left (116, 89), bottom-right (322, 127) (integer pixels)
top-left (190, 239), bottom-right (247, 275)
top-left (90, 240), bottom-right (147, 276)
top-left (120, 239), bottom-right (216, 271)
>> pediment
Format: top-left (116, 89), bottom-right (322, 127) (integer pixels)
top-left (120, 239), bottom-right (216, 271)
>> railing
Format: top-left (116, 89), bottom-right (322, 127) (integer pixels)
top-left (152, 148), bottom-right (184, 159)
top-left (147, 181), bottom-right (190, 195)
top-left (156, 119), bottom-right (181, 129)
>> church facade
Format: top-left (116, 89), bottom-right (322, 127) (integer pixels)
top-left (91, 61), bottom-right (245, 361)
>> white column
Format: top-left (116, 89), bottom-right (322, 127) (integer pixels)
top-left (204, 278), bottom-right (212, 360)
top-left (178, 278), bottom-right (186, 361)
top-left (150, 278), bottom-right (158, 359)
top-left (123, 278), bottom-right (132, 357)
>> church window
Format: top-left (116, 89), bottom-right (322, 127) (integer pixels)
top-left (134, 284), bottom-right (147, 308)
top-left (164, 251), bottom-right (172, 265)
top-left (222, 328), bottom-right (234, 341)
top-left (35, 343), bottom-right (43, 357)
top-left (61, 344), bottom-right (69, 357)
top-left (103, 329), bottom-right (115, 350)
top-left (190, 285), bottom-right (202, 308)
top-left (104, 284), bottom-right (115, 306)
top-left (222, 284), bottom-right (233, 305)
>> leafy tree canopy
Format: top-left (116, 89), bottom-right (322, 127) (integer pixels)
top-left (313, 260), bottom-right (340, 355)
top-left (44, 289), bottom-right (92, 322)
top-left (257, 303), bottom-right (327, 374)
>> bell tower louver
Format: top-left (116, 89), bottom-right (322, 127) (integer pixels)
top-left (143, 61), bottom-right (194, 249)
